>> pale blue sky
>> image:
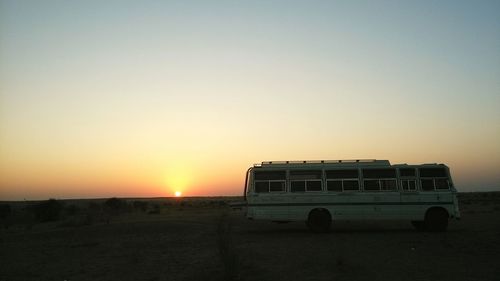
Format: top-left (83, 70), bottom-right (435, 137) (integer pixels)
top-left (1, 0), bottom-right (499, 199)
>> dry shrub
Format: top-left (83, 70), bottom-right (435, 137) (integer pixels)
top-left (0, 204), bottom-right (11, 219)
top-left (148, 204), bottom-right (161, 214)
top-left (64, 204), bottom-right (80, 216)
top-left (34, 199), bottom-right (64, 222)
top-left (0, 204), bottom-right (12, 229)
top-left (58, 203), bottom-right (93, 227)
top-left (59, 213), bottom-right (93, 227)
top-left (104, 197), bottom-right (127, 211)
top-left (85, 202), bottom-right (110, 224)
top-left (132, 201), bottom-right (149, 212)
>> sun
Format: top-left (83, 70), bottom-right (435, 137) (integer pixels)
top-left (164, 164), bottom-right (192, 197)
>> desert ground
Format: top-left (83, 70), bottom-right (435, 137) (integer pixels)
top-left (1, 192), bottom-right (499, 281)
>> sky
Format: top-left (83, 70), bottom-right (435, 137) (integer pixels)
top-left (0, 0), bottom-right (499, 200)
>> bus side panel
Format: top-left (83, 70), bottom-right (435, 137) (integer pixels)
top-left (327, 193), bottom-right (370, 220)
top-left (246, 194), bottom-right (288, 220)
top-left (288, 193), bottom-right (371, 221)
top-left (288, 192), bottom-right (404, 221)
top-left (250, 191), bottom-right (459, 222)
top-left (400, 191), bottom-right (426, 220)
top-left (351, 192), bottom-right (402, 220)
top-left (401, 191), bottom-right (459, 220)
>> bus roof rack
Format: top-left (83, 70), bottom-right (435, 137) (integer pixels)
top-left (256, 159), bottom-right (390, 167)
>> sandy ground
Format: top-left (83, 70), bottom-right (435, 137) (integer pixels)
top-left (1, 193), bottom-right (499, 281)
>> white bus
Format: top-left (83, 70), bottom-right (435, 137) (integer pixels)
top-left (241, 159), bottom-right (460, 232)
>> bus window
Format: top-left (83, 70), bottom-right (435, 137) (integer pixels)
top-left (326, 169), bottom-right (359, 192)
top-left (255, 171), bottom-right (286, 180)
top-left (255, 181), bottom-right (270, 193)
top-left (326, 170), bottom-right (358, 179)
top-left (343, 180), bottom-right (360, 191)
top-left (270, 181), bottom-right (286, 192)
top-left (363, 169), bottom-right (396, 178)
top-left (421, 179), bottom-right (434, 191)
top-left (290, 170), bottom-right (322, 192)
top-left (419, 168), bottom-right (446, 177)
top-left (291, 181), bottom-right (306, 192)
top-left (401, 180), bottom-right (417, 191)
top-left (399, 168), bottom-right (416, 177)
top-left (307, 181), bottom-right (322, 191)
top-left (419, 167), bottom-right (449, 191)
top-left (435, 179), bottom-right (450, 190)
top-left (380, 179), bottom-right (397, 190)
top-left (327, 180), bottom-right (343, 192)
top-left (289, 170), bottom-right (322, 179)
top-left (362, 168), bottom-right (397, 191)
top-left (364, 180), bottom-right (379, 190)
top-left (254, 171), bottom-right (286, 193)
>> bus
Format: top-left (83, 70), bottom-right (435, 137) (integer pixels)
top-left (240, 159), bottom-right (460, 232)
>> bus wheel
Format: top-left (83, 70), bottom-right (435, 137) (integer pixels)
top-left (424, 208), bottom-right (449, 232)
top-left (411, 221), bottom-right (425, 231)
top-left (307, 209), bottom-right (332, 233)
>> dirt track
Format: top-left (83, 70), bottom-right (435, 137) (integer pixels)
top-left (1, 193), bottom-right (499, 281)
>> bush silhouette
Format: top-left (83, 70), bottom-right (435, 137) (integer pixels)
top-left (148, 204), bottom-right (160, 214)
top-left (34, 199), bottom-right (63, 222)
top-left (132, 201), bottom-right (148, 212)
top-left (0, 204), bottom-right (12, 219)
top-left (104, 197), bottom-right (128, 213)
top-left (65, 204), bottom-right (80, 216)
top-left (105, 197), bottom-right (123, 209)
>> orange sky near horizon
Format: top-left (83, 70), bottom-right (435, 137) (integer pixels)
top-left (1, 1), bottom-right (499, 200)
top-left (1, 140), bottom-right (499, 200)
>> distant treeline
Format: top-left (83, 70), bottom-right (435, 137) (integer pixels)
top-left (0, 197), bottom-right (234, 229)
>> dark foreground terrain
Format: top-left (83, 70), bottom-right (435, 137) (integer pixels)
top-left (1, 193), bottom-right (499, 281)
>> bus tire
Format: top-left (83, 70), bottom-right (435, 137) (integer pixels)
top-left (424, 208), bottom-right (449, 232)
top-left (307, 209), bottom-right (332, 233)
top-left (411, 221), bottom-right (425, 231)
